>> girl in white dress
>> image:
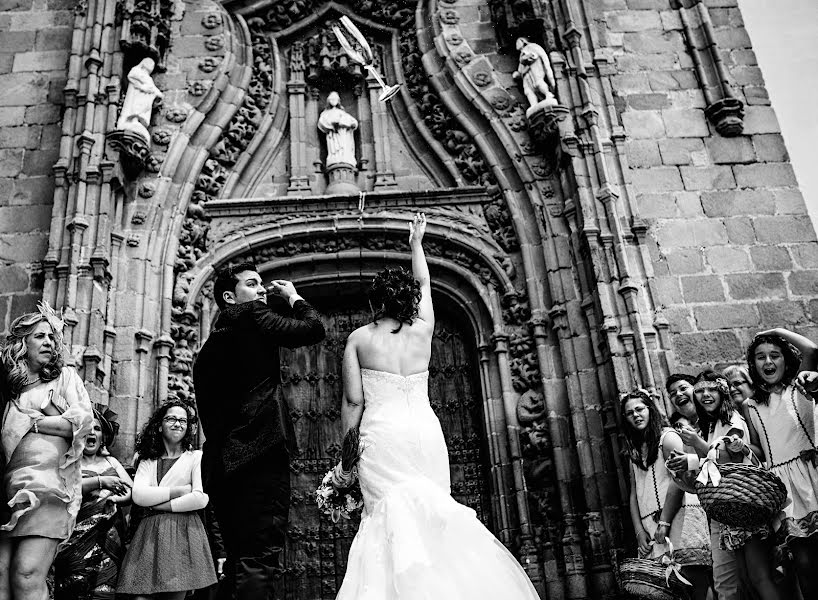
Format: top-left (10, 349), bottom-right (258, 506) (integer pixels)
top-left (336, 214), bottom-right (539, 600)
top-left (744, 330), bottom-right (818, 597)
top-left (621, 390), bottom-right (712, 600)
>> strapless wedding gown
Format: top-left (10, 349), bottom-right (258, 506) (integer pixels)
top-left (336, 368), bottom-right (539, 600)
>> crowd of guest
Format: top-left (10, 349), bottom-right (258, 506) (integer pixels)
top-left (0, 301), bottom-right (817, 600)
top-left (623, 328), bottom-right (818, 600)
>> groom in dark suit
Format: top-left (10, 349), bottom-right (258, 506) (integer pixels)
top-left (193, 262), bottom-right (325, 600)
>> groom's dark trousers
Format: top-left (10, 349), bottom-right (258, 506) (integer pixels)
top-left (194, 299), bottom-right (325, 600)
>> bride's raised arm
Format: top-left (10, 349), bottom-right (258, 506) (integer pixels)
top-left (341, 332), bottom-right (364, 436)
top-left (409, 213), bottom-right (434, 328)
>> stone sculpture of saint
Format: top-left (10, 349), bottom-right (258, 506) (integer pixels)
top-left (116, 58), bottom-right (164, 142)
top-left (513, 37), bottom-right (557, 112)
top-left (317, 91), bottom-right (359, 169)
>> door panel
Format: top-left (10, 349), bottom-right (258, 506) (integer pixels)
top-left (277, 298), bottom-right (492, 599)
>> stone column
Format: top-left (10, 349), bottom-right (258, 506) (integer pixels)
top-left (287, 42), bottom-right (310, 194)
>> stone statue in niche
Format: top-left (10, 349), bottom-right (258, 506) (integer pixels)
top-left (317, 91), bottom-right (360, 194)
top-left (318, 91), bottom-right (359, 168)
top-left (117, 58), bottom-right (164, 142)
top-left (513, 37), bottom-right (557, 117)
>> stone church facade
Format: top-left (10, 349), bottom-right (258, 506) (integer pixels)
top-left (0, 0), bottom-right (816, 597)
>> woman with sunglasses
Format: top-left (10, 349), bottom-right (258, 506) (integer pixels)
top-left (117, 401), bottom-right (217, 600)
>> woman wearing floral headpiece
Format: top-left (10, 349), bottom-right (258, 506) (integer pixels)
top-left (0, 303), bottom-right (93, 600)
top-left (54, 407), bottom-right (133, 600)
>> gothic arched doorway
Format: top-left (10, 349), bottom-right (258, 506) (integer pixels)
top-left (278, 291), bottom-right (493, 599)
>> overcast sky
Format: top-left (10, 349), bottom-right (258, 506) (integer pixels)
top-left (739, 0), bottom-right (818, 226)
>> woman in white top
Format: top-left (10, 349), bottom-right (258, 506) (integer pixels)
top-left (117, 401), bottom-right (217, 600)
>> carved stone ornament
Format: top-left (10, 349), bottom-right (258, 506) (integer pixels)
top-left (488, 0), bottom-right (539, 48)
top-left (105, 129), bottom-right (150, 179)
top-left (205, 35), bottom-right (225, 51)
top-left (151, 129), bottom-right (172, 146)
top-left (117, 58), bottom-right (163, 142)
top-left (201, 13), bottom-right (221, 29)
top-left (527, 103), bottom-right (571, 171)
top-left (116, 0), bottom-right (174, 70)
top-left (471, 70), bottom-right (493, 87)
top-left (704, 97), bottom-right (745, 137)
top-left (199, 56), bottom-right (220, 73)
top-left (165, 106), bottom-right (188, 123)
top-left (513, 37), bottom-right (558, 117)
top-left (188, 80), bottom-right (212, 97)
top-left (439, 9), bottom-right (460, 24)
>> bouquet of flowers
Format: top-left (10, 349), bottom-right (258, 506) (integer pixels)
top-left (315, 428), bottom-right (365, 522)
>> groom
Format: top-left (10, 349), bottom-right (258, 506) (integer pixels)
top-left (193, 262), bottom-right (325, 600)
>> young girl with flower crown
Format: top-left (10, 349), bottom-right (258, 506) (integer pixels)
top-left (742, 329), bottom-right (818, 598)
top-left (621, 390), bottom-right (712, 600)
top-left (668, 370), bottom-right (780, 600)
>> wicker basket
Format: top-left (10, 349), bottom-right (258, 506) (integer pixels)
top-left (695, 462), bottom-right (787, 528)
top-left (619, 556), bottom-right (691, 600)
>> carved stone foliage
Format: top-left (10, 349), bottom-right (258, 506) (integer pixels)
top-left (116, 0), bottom-right (174, 70)
top-left (105, 129), bottom-right (150, 179)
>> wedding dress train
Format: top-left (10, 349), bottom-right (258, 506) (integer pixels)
top-left (336, 368), bottom-right (540, 600)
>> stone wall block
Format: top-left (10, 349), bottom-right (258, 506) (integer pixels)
top-left (665, 247), bottom-right (705, 275)
top-left (773, 189), bottom-right (807, 215)
top-left (0, 265), bottom-right (29, 292)
top-left (658, 138), bottom-right (705, 166)
top-left (681, 275), bottom-right (725, 303)
top-left (754, 216), bottom-right (816, 244)
top-left (743, 87), bottom-right (770, 106)
top-left (0, 73), bottom-right (48, 106)
top-left (750, 245), bottom-right (792, 271)
top-left (734, 163), bottom-right (797, 188)
top-left (0, 149), bottom-right (24, 177)
top-left (758, 301), bottom-right (808, 328)
top-left (662, 109), bottom-right (709, 138)
top-left (752, 134), bottom-right (788, 163)
top-left (636, 192), bottom-right (676, 218)
top-left (630, 166), bottom-right (683, 192)
top-left (790, 244), bottom-right (818, 269)
top-left (694, 304), bottom-right (759, 330)
top-left (705, 246), bottom-right (750, 273)
top-left (656, 218), bottom-right (727, 247)
top-left (705, 136), bottom-right (755, 164)
top-left (622, 110), bottom-right (665, 138)
top-left (675, 331), bottom-right (743, 364)
top-left (713, 27), bottom-right (751, 49)
top-left (12, 50), bottom-right (67, 72)
top-left (701, 189), bottom-right (774, 217)
top-left (788, 271), bottom-right (818, 297)
top-left (680, 166), bottom-right (736, 191)
top-left (607, 11), bottom-right (663, 32)
top-left (726, 273), bottom-right (787, 300)
top-left (627, 140), bottom-right (662, 168)
top-left (655, 276), bottom-right (683, 305)
top-left (724, 217), bottom-right (756, 244)
top-left (741, 106), bottom-right (781, 134)
top-left (648, 70), bottom-right (699, 91)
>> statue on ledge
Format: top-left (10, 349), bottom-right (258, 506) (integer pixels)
top-left (513, 37), bottom-right (557, 117)
top-left (318, 91), bottom-right (359, 169)
top-left (117, 58), bottom-right (164, 142)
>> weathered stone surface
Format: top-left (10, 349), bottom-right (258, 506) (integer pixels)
top-left (791, 244), bottom-right (818, 269)
top-left (741, 106), bottom-right (781, 134)
top-left (0, 149), bottom-right (24, 177)
top-left (733, 163), bottom-right (797, 188)
top-left (788, 271), bottom-right (818, 297)
top-left (749, 245), bottom-right (792, 271)
top-left (655, 276), bottom-right (683, 304)
top-left (0, 73), bottom-right (48, 106)
top-left (12, 50), bottom-right (67, 72)
top-left (627, 140), bottom-right (662, 168)
top-left (658, 138), bottom-right (705, 166)
top-left (0, 265), bottom-right (29, 292)
top-left (665, 247), bottom-right (704, 275)
top-left (0, 205), bottom-right (50, 232)
top-left (726, 273), bottom-right (787, 300)
top-left (773, 189), bottom-right (807, 215)
top-left (682, 275), bottom-right (725, 302)
top-left (608, 11), bottom-right (662, 32)
top-left (754, 216), bottom-right (816, 244)
top-left (648, 70), bottom-right (699, 91)
top-left (752, 134), bottom-right (788, 163)
top-left (626, 93), bottom-right (671, 110)
top-left (705, 246), bottom-right (750, 273)
top-left (705, 136), bottom-right (756, 164)
top-left (622, 110), bottom-right (665, 138)
top-left (656, 219), bottom-right (727, 247)
top-left (724, 217), bottom-right (756, 244)
top-left (631, 166), bottom-right (683, 192)
top-left (681, 166), bottom-right (736, 191)
top-left (0, 125), bottom-right (40, 149)
top-left (662, 109), bottom-right (709, 138)
top-left (675, 331), bottom-right (743, 364)
top-left (694, 304), bottom-right (759, 330)
top-left (758, 301), bottom-right (808, 328)
top-left (700, 189), bottom-right (774, 217)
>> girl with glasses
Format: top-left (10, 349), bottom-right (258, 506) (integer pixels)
top-left (117, 400), bottom-right (217, 600)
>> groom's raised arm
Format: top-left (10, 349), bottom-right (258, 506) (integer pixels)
top-left (240, 298), bottom-right (325, 348)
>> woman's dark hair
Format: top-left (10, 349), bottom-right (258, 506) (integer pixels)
top-left (746, 333), bottom-right (802, 405)
top-left (213, 261), bottom-right (258, 310)
top-left (620, 390), bottom-right (668, 471)
top-left (133, 400), bottom-right (197, 464)
top-left (93, 406), bottom-right (120, 452)
top-left (665, 373), bottom-right (694, 393)
top-left (668, 412), bottom-right (687, 428)
top-left (368, 267), bottom-right (421, 333)
top-left (693, 369), bottom-right (733, 436)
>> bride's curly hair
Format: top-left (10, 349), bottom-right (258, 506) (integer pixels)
top-left (368, 267), bottom-right (421, 333)
top-left (1, 312), bottom-right (65, 399)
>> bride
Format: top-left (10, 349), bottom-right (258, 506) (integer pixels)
top-left (336, 213), bottom-right (539, 599)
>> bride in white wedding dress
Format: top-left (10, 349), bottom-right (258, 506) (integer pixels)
top-left (336, 213), bottom-right (540, 600)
